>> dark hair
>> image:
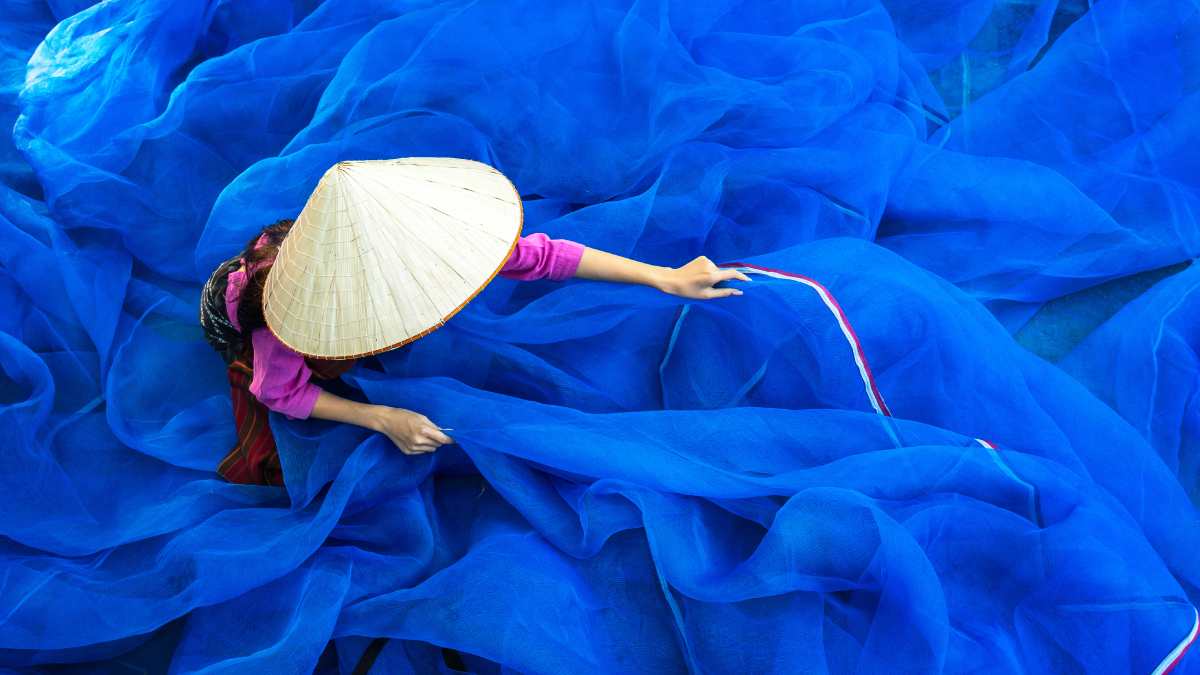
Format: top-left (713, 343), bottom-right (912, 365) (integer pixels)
top-left (236, 219), bottom-right (294, 334)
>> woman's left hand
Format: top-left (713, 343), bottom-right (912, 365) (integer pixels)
top-left (655, 256), bottom-right (751, 299)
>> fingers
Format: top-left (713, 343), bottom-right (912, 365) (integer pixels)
top-left (402, 442), bottom-right (440, 454)
top-left (400, 436), bottom-right (441, 454)
top-left (681, 268), bottom-right (746, 300)
top-left (398, 427), bottom-right (455, 455)
top-left (699, 287), bottom-right (742, 299)
top-left (713, 269), bottom-right (750, 283)
top-left (428, 428), bottom-right (456, 444)
top-left (422, 420), bottom-right (455, 445)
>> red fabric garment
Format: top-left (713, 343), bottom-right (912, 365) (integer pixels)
top-left (217, 341), bottom-right (355, 487)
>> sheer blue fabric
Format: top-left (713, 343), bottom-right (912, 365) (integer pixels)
top-left (1, 0), bottom-right (1199, 672)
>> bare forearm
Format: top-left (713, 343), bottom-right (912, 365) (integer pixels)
top-left (573, 247), bottom-right (748, 299)
top-left (308, 390), bottom-right (453, 454)
top-left (573, 247), bottom-right (670, 290)
top-left (309, 390), bottom-right (384, 432)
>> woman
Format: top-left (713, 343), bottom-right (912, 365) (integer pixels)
top-left (208, 218), bottom-right (750, 487)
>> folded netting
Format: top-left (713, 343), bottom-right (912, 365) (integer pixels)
top-left (1059, 263), bottom-right (1200, 511)
top-left (1, 0), bottom-right (1199, 673)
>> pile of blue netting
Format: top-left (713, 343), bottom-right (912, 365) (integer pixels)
top-left (2, 0), bottom-right (1199, 672)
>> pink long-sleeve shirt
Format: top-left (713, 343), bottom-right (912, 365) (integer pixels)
top-left (226, 232), bottom-right (585, 419)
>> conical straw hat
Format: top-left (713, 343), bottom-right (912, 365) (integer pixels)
top-left (263, 157), bottom-right (523, 359)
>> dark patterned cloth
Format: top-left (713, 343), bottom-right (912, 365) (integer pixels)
top-left (217, 341), bottom-right (356, 487)
top-left (199, 254), bottom-right (246, 365)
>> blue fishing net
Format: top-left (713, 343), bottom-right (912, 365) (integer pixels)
top-left (1, 0), bottom-right (1199, 672)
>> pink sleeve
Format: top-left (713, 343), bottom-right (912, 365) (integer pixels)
top-left (249, 328), bottom-right (323, 420)
top-left (498, 233), bottom-right (585, 282)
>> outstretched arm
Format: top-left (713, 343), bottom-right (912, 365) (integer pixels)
top-left (307, 244), bottom-right (750, 454)
top-left (573, 248), bottom-right (751, 299)
top-left (310, 390), bottom-right (453, 455)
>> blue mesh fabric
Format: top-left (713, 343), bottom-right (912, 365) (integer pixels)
top-left (1, 0), bottom-right (1199, 673)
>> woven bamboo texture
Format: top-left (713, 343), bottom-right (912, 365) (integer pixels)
top-left (263, 157), bottom-right (523, 359)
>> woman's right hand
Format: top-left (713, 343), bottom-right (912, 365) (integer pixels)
top-left (371, 406), bottom-right (455, 455)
